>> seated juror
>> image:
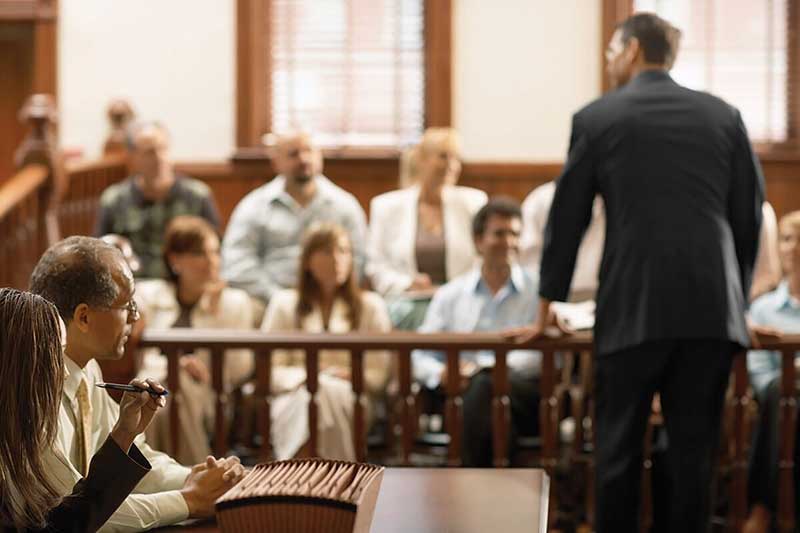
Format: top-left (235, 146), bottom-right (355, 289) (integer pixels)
top-left (412, 198), bottom-right (542, 466)
top-left (366, 127), bottom-right (487, 330)
top-left (135, 216), bottom-right (255, 465)
top-left (94, 121), bottom-right (221, 279)
top-left (29, 236), bottom-right (245, 532)
top-left (0, 288), bottom-right (165, 533)
top-left (222, 131), bottom-right (367, 305)
top-left (261, 223), bottom-right (392, 461)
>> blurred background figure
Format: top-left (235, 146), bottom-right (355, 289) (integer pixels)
top-left (262, 223), bottom-right (392, 461)
top-left (135, 216), bottom-right (255, 465)
top-left (367, 127), bottom-right (487, 330)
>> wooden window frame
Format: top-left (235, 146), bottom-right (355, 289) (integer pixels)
top-left (235, 0), bottom-right (451, 159)
top-left (601, 0), bottom-right (800, 156)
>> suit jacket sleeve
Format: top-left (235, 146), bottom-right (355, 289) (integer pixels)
top-left (539, 113), bottom-right (598, 301)
top-left (728, 110), bottom-right (765, 303)
top-left (39, 438), bottom-right (151, 533)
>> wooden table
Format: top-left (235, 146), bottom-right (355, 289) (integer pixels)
top-left (156, 468), bottom-right (549, 533)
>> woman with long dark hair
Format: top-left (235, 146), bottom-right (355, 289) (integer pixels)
top-left (0, 288), bottom-right (165, 532)
top-left (262, 223), bottom-right (392, 460)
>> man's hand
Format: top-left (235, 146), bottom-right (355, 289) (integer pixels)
top-left (181, 456), bottom-right (247, 517)
top-left (502, 298), bottom-right (573, 344)
top-left (439, 360), bottom-right (479, 390)
top-left (111, 378), bottom-right (167, 452)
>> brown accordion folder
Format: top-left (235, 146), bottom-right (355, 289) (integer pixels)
top-left (215, 459), bottom-right (385, 533)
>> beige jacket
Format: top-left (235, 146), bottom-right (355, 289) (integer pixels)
top-left (135, 279), bottom-right (255, 389)
top-left (261, 289), bottom-right (393, 394)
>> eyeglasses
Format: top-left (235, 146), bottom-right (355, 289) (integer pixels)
top-left (104, 299), bottom-right (139, 319)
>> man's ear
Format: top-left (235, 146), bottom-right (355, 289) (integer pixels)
top-left (72, 303), bottom-right (92, 333)
top-left (626, 37), bottom-right (642, 64)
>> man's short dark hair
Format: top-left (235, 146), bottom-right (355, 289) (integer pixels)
top-left (29, 236), bottom-right (123, 322)
top-left (472, 197), bottom-right (522, 238)
top-left (617, 13), bottom-right (681, 66)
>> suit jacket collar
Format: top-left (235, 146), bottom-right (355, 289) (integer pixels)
top-left (627, 69), bottom-right (675, 88)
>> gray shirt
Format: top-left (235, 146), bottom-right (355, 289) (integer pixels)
top-left (221, 175), bottom-right (368, 302)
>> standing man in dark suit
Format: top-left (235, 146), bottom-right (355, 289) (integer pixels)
top-left (508, 13), bottom-right (764, 532)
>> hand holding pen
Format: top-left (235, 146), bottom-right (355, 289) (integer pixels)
top-left (108, 378), bottom-right (168, 453)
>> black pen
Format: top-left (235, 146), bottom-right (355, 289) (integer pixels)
top-left (95, 382), bottom-right (169, 396)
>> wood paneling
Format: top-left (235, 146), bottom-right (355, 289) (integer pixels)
top-left (600, 0), bottom-right (633, 93)
top-left (0, 24), bottom-right (34, 182)
top-left (235, 0), bottom-right (269, 147)
top-left (0, 0), bottom-right (57, 182)
top-left (178, 154), bottom-right (800, 230)
top-left (424, 0), bottom-right (452, 127)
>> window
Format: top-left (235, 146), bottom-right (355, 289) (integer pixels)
top-left (268, 0), bottom-right (424, 149)
top-left (634, 0), bottom-right (797, 144)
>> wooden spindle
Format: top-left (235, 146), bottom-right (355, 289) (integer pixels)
top-left (350, 349), bottom-right (367, 462)
top-left (539, 348), bottom-right (558, 520)
top-left (397, 347), bottom-right (415, 465)
top-left (166, 348), bottom-right (182, 457)
top-left (491, 348), bottom-right (511, 467)
top-left (211, 347), bottom-right (227, 457)
top-left (777, 349), bottom-right (797, 533)
top-left (254, 349), bottom-right (273, 461)
top-left (445, 347), bottom-right (463, 466)
top-left (727, 351), bottom-right (749, 532)
top-left (306, 348), bottom-right (319, 457)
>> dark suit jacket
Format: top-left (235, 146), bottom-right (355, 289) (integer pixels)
top-left (540, 70), bottom-right (764, 356)
top-left (2, 437), bottom-right (151, 533)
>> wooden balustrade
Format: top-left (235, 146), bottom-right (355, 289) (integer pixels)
top-left (138, 329), bottom-right (800, 531)
top-left (60, 153), bottom-right (129, 238)
top-left (0, 164), bottom-right (52, 288)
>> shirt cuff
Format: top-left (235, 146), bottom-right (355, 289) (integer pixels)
top-left (152, 490), bottom-right (190, 526)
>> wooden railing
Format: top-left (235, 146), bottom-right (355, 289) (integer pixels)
top-left (0, 164), bottom-right (53, 288)
top-left (60, 153), bottom-right (128, 238)
top-left (139, 330), bottom-right (800, 533)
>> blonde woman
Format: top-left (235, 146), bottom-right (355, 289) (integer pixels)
top-left (367, 127), bottom-right (487, 329)
top-left (262, 223), bottom-right (392, 461)
top-left (135, 216), bottom-right (255, 464)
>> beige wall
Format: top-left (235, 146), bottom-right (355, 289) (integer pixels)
top-left (59, 0), bottom-right (235, 161)
top-left (59, 0), bottom-right (601, 162)
top-left (454, 0), bottom-right (601, 161)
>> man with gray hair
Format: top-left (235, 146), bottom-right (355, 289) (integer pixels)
top-left (30, 236), bottom-right (244, 532)
top-left (94, 121), bottom-right (220, 279)
top-left (221, 131), bottom-right (367, 303)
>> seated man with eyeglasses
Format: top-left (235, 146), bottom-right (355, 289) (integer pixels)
top-left (30, 236), bottom-right (246, 532)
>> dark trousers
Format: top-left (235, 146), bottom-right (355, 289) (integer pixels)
top-left (748, 376), bottom-right (800, 521)
top-left (461, 369), bottom-right (539, 467)
top-left (594, 339), bottom-right (736, 533)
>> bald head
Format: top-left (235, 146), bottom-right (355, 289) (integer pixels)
top-left (30, 236), bottom-right (130, 323)
top-left (272, 131), bottom-right (321, 184)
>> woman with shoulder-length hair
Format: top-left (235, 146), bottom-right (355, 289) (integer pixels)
top-left (135, 215), bottom-right (256, 465)
top-left (367, 127), bottom-right (487, 329)
top-left (262, 222), bottom-right (392, 461)
top-left (0, 288), bottom-right (166, 533)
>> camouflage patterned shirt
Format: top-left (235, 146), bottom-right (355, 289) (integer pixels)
top-left (94, 175), bottom-right (220, 278)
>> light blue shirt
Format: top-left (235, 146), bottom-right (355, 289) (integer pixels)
top-left (413, 264), bottom-right (541, 389)
top-left (747, 281), bottom-right (800, 398)
top-left (221, 175), bottom-right (367, 302)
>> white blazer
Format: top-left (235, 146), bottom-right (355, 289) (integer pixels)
top-left (366, 184), bottom-right (488, 295)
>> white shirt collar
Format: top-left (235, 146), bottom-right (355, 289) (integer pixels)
top-left (62, 355), bottom-right (86, 401)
